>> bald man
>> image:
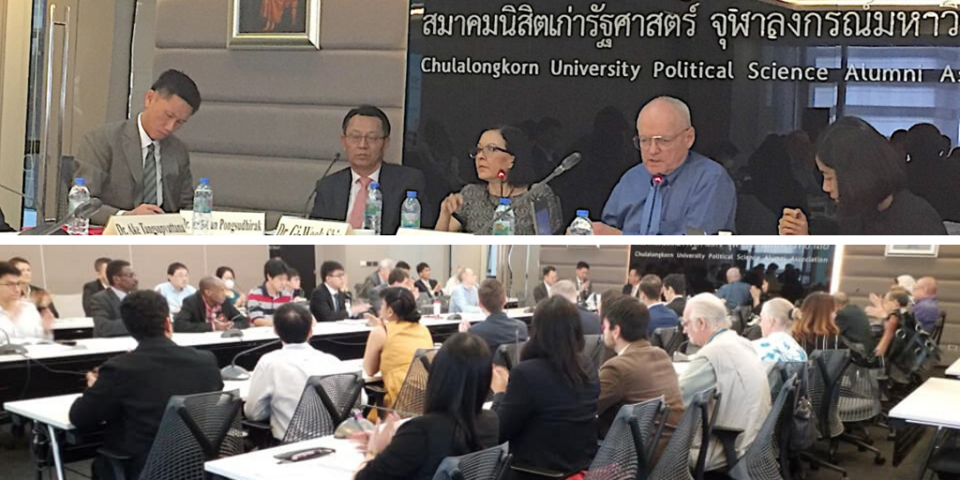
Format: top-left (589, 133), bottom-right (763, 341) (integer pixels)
top-left (912, 277), bottom-right (940, 333)
top-left (597, 96), bottom-right (737, 235)
top-left (174, 277), bottom-right (250, 332)
top-left (716, 267), bottom-right (752, 310)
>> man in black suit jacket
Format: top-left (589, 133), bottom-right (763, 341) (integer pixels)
top-left (82, 257), bottom-right (112, 316)
top-left (310, 106), bottom-right (433, 234)
top-left (461, 279), bottom-right (529, 355)
top-left (70, 290), bottom-right (222, 480)
top-left (414, 262), bottom-right (442, 298)
top-left (532, 266), bottom-right (558, 305)
top-left (174, 277), bottom-right (249, 332)
top-left (663, 273), bottom-right (687, 318)
top-left (90, 260), bottom-right (139, 337)
top-left (622, 266), bottom-right (641, 298)
top-left (311, 261), bottom-right (370, 322)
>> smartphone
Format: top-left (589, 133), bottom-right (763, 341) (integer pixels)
top-left (274, 447), bottom-right (335, 463)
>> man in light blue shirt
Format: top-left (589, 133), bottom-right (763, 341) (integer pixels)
top-left (716, 267), bottom-right (752, 311)
top-left (155, 262), bottom-right (196, 315)
top-left (450, 268), bottom-right (482, 314)
top-left (597, 96), bottom-right (737, 235)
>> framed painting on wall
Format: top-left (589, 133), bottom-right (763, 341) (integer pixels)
top-left (884, 245), bottom-right (939, 257)
top-left (229, 0), bottom-right (320, 49)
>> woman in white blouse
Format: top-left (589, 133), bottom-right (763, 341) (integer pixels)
top-left (0, 261), bottom-right (52, 341)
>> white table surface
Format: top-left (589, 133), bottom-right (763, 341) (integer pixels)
top-left (946, 358), bottom-right (960, 378)
top-left (206, 435), bottom-right (360, 480)
top-left (889, 377), bottom-right (960, 430)
top-left (52, 317), bottom-right (94, 330)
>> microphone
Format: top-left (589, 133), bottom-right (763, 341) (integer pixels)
top-left (497, 170), bottom-right (506, 198)
top-left (19, 198), bottom-right (102, 236)
top-left (0, 329), bottom-right (27, 356)
top-left (652, 174), bottom-right (665, 186)
top-left (532, 152), bottom-right (581, 190)
top-left (220, 338), bottom-right (282, 380)
top-left (220, 313), bottom-right (247, 338)
top-left (303, 153), bottom-right (341, 218)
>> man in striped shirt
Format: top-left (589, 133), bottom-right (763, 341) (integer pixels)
top-left (247, 259), bottom-right (294, 327)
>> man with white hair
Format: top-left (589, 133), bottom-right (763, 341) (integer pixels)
top-left (551, 280), bottom-right (602, 334)
top-left (358, 258), bottom-right (394, 302)
top-left (596, 96), bottom-right (737, 235)
top-left (716, 267), bottom-right (752, 310)
top-left (679, 293), bottom-right (770, 472)
top-left (912, 276), bottom-right (940, 333)
top-left (752, 297), bottom-right (807, 363)
top-left (450, 268), bottom-right (481, 314)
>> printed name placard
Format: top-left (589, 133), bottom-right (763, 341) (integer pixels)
top-left (396, 228), bottom-right (472, 236)
top-left (274, 216), bottom-right (354, 236)
top-left (181, 211), bottom-right (266, 235)
top-left (103, 214), bottom-right (189, 235)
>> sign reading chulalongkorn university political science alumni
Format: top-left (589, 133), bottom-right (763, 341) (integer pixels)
top-left (402, 0), bottom-right (960, 233)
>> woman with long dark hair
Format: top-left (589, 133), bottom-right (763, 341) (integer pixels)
top-left (779, 116), bottom-right (945, 235)
top-left (491, 296), bottom-right (599, 479)
top-left (354, 333), bottom-right (499, 480)
top-left (436, 125), bottom-right (564, 234)
top-left (792, 292), bottom-right (842, 353)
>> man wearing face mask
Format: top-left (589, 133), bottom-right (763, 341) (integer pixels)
top-left (597, 96), bottom-right (737, 235)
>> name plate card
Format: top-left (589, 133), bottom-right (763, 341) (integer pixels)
top-left (274, 216), bottom-right (354, 236)
top-left (180, 211), bottom-right (266, 235)
top-left (103, 214), bottom-right (189, 235)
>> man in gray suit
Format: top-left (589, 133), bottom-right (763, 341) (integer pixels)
top-left (89, 259), bottom-right (140, 337)
top-left (74, 70), bottom-right (201, 225)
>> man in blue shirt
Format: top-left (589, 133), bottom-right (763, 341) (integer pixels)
top-left (912, 277), bottom-right (940, 332)
top-left (638, 274), bottom-right (680, 333)
top-left (450, 268), bottom-right (482, 314)
top-left (716, 267), bottom-right (753, 311)
top-left (596, 96), bottom-right (737, 235)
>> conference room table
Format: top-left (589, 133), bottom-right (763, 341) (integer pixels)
top-left (888, 377), bottom-right (960, 479)
top-left (946, 358), bottom-right (960, 378)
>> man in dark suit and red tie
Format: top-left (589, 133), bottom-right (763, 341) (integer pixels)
top-left (309, 106), bottom-right (433, 234)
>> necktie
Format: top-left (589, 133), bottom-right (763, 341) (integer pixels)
top-left (639, 182), bottom-right (663, 235)
top-left (333, 292), bottom-right (341, 312)
top-left (349, 176), bottom-right (372, 229)
top-left (143, 144), bottom-right (158, 205)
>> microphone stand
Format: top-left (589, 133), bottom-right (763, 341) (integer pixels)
top-left (0, 330), bottom-right (27, 355)
top-left (302, 153), bottom-right (341, 218)
top-left (221, 339), bottom-right (282, 381)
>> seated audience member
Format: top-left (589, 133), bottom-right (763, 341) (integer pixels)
top-left (244, 303), bottom-right (344, 441)
top-left (874, 287), bottom-right (912, 357)
top-left (491, 297), bottom-right (599, 477)
top-left (779, 116), bottom-right (945, 235)
top-left (310, 106), bottom-right (430, 234)
top-left (912, 277), bottom-right (940, 333)
top-left (69, 291), bottom-right (222, 480)
top-left (599, 289), bottom-right (625, 320)
top-left (173, 277), bottom-right (250, 332)
top-left (154, 262), bottom-right (196, 315)
top-left (9, 257), bottom-right (58, 318)
top-left (575, 262), bottom-right (592, 303)
top-left (0, 262), bottom-right (52, 340)
top-left (74, 70), bottom-right (201, 225)
top-left (359, 258), bottom-right (394, 304)
top-left (752, 298), bottom-right (808, 363)
top-left (443, 267), bottom-right (463, 296)
top-left (436, 125), bottom-right (563, 235)
top-left (599, 296), bottom-right (684, 448)
top-left (662, 273), bottom-right (687, 318)
top-left (450, 268), bottom-right (482, 314)
top-left (532, 266), bottom-right (558, 305)
top-left (744, 271), bottom-right (770, 316)
top-left (460, 279), bottom-right (529, 355)
top-left (215, 266), bottom-right (246, 308)
top-left (287, 268), bottom-right (307, 301)
top-left (679, 293), bottom-right (770, 472)
top-left (247, 259), bottom-right (294, 327)
top-left (716, 267), bottom-right (752, 310)
top-left (362, 287), bottom-right (434, 409)
top-left (310, 261), bottom-right (370, 322)
top-left (414, 262), bottom-right (443, 298)
top-left (833, 292), bottom-right (875, 353)
top-left (551, 280), bottom-right (602, 335)
top-left (83, 257), bottom-right (112, 316)
top-left (622, 266), bottom-right (641, 298)
top-left (354, 333), bottom-right (499, 480)
top-left (597, 96), bottom-right (736, 235)
top-left (396, 261), bottom-right (411, 272)
top-left (793, 292), bottom-right (842, 354)
top-left (638, 274), bottom-right (680, 333)
top-left (28, 288), bottom-right (58, 337)
top-left (90, 260), bottom-right (139, 337)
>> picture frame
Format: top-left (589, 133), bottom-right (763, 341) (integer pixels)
top-left (884, 245), bottom-right (939, 257)
top-left (229, 0), bottom-right (320, 50)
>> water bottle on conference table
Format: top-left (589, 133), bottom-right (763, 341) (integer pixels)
top-left (67, 178), bottom-right (90, 236)
top-left (344, 298), bottom-right (352, 317)
top-left (363, 182), bottom-right (383, 234)
top-left (569, 210), bottom-right (593, 235)
top-left (192, 177), bottom-right (212, 235)
top-left (401, 190), bottom-right (421, 229)
top-left (433, 298), bottom-right (441, 317)
top-left (492, 198), bottom-right (515, 235)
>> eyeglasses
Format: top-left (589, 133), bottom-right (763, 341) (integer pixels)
top-left (0, 282), bottom-right (19, 288)
top-left (345, 133), bottom-right (387, 145)
top-left (633, 127), bottom-right (691, 151)
top-left (470, 144), bottom-right (512, 159)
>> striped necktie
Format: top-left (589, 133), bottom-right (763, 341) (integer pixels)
top-left (143, 144), bottom-right (158, 205)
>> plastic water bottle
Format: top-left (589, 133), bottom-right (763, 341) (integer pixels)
top-left (67, 178), bottom-right (90, 235)
top-left (344, 298), bottom-right (352, 317)
top-left (363, 182), bottom-right (383, 234)
top-left (433, 298), bottom-right (441, 317)
top-left (192, 177), bottom-right (212, 235)
top-left (401, 190), bottom-right (421, 229)
top-left (569, 210), bottom-right (594, 235)
top-left (492, 198), bottom-right (515, 235)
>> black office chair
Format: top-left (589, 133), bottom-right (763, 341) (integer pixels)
top-left (647, 387), bottom-right (718, 480)
top-left (282, 372), bottom-right (364, 444)
top-left (392, 348), bottom-right (438, 417)
top-left (585, 396), bottom-right (667, 480)
top-left (721, 374), bottom-right (798, 480)
top-left (930, 312), bottom-right (946, 347)
top-left (770, 362), bottom-right (811, 480)
top-left (494, 342), bottom-right (527, 371)
top-left (101, 390), bottom-right (243, 480)
top-left (801, 349), bottom-right (851, 478)
top-left (836, 345), bottom-right (886, 466)
top-left (652, 327), bottom-right (685, 357)
top-left (433, 443), bottom-right (513, 480)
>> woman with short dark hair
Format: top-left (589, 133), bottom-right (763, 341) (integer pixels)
top-left (491, 296), bottom-right (599, 479)
top-left (354, 333), bottom-right (499, 480)
top-left (779, 116), bottom-right (945, 235)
